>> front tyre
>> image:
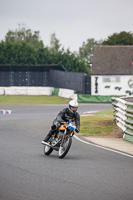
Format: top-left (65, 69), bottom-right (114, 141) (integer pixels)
top-left (58, 136), bottom-right (72, 159)
top-left (44, 145), bottom-right (53, 155)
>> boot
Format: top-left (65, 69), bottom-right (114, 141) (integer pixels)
top-left (44, 134), bottom-right (51, 142)
top-left (41, 130), bottom-right (53, 144)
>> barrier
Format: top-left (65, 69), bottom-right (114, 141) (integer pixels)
top-left (52, 88), bottom-right (59, 96)
top-left (2, 87), bottom-right (54, 96)
top-left (58, 88), bottom-right (77, 101)
top-left (111, 97), bottom-right (133, 143)
top-left (0, 87), bottom-right (4, 95)
top-left (78, 94), bottom-right (115, 103)
top-left (0, 87), bottom-right (77, 100)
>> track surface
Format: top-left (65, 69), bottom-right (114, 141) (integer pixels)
top-left (0, 104), bottom-right (133, 200)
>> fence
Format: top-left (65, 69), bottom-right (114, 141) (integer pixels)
top-left (0, 65), bottom-right (66, 87)
top-left (111, 97), bottom-right (133, 143)
top-left (0, 65), bottom-right (91, 94)
top-left (49, 70), bottom-right (91, 94)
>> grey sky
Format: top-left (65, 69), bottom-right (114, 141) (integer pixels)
top-left (0, 0), bottom-right (133, 52)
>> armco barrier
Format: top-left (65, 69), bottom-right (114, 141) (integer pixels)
top-left (111, 97), bottom-right (133, 143)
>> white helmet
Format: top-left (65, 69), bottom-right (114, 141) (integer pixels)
top-left (68, 100), bottom-right (78, 113)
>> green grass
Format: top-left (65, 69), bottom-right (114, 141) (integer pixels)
top-left (80, 110), bottom-right (117, 136)
top-left (0, 95), bottom-right (69, 105)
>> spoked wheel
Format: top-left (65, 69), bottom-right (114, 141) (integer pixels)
top-left (44, 145), bottom-right (53, 155)
top-left (58, 136), bottom-right (72, 159)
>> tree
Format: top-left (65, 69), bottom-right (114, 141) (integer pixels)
top-left (0, 25), bottom-right (90, 74)
top-left (102, 31), bottom-right (133, 45)
top-left (78, 38), bottom-right (100, 65)
top-left (5, 24), bottom-right (44, 48)
top-left (57, 49), bottom-right (90, 74)
top-left (50, 32), bottom-right (61, 52)
top-left (0, 24), bottom-right (45, 65)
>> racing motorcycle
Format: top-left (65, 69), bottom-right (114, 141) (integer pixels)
top-left (43, 121), bottom-right (76, 159)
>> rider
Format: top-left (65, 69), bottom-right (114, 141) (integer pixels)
top-left (41, 100), bottom-right (80, 144)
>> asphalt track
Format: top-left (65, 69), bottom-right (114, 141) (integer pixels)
top-left (0, 104), bottom-right (133, 200)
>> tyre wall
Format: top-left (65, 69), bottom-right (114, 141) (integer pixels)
top-left (112, 97), bottom-right (133, 143)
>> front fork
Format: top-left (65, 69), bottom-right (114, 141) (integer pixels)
top-left (60, 129), bottom-right (73, 147)
top-left (60, 129), bottom-right (67, 147)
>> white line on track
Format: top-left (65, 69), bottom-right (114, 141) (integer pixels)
top-left (74, 135), bottom-right (133, 159)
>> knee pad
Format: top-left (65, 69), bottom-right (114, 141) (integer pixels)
top-left (51, 121), bottom-right (60, 131)
top-left (51, 125), bottom-right (57, 131)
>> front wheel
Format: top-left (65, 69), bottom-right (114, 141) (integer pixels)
top-left (58, 136), bottom-right (72, 159)
top-left (44, 145), bottom-right (53, 155)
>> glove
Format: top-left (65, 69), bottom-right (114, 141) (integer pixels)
top-left (75, 128), bottom-right (80, 133)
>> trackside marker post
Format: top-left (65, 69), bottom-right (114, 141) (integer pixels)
top-left (0, 110), bottom-right (12, 114)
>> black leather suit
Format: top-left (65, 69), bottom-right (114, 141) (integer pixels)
top-left (54, 107), bottom-right (80, 130)
top-left (44, 107), bottom-right (80, 141)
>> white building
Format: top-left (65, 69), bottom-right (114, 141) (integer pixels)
top-left (91, 45), bottom-right (133, 96)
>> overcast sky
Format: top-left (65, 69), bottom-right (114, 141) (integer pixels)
top-left (0, 0), bottom-right (133, 52)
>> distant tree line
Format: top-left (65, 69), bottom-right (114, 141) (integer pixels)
top-left (0, 24), bottom-right (133, 75)
top-left (0, 25), bottom-right (89, 74)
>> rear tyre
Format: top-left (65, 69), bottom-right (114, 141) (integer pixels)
top-left (58, 136), bottom-right (72, 159)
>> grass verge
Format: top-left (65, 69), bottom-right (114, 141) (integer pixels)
top-left (0, 95), bottom-right (69, 105)
top-left (80, 110), bottom-right (120, 137)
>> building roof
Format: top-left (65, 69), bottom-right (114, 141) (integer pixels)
top-left (91, 45), bottom-right (133, 75)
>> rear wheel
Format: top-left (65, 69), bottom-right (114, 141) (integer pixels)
top-left (58, 136), bottom-right (72, 159)
top-left (44, 145), bottom-right (53, 155)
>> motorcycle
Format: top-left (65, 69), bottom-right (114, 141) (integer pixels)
top-left (42, 121), bottom-right (76, 159)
